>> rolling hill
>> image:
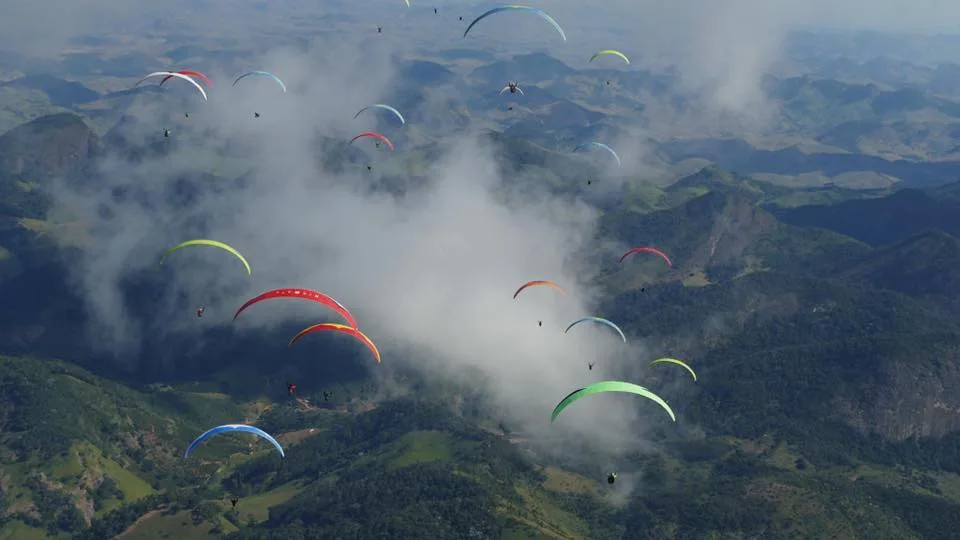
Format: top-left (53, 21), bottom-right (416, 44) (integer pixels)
top-left (4, 80), bottom-right (960, 538)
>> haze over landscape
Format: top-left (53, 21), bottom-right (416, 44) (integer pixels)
top-left (5, 0), bottom-right (960, 538)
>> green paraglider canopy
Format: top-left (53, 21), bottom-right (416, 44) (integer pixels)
top-left (551, 381), bottom-right (676, 423)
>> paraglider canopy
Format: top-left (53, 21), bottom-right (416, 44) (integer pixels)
top-left (354, 104), bottom-right (406, 125)
top-left (619, 246), bottom-right (672, 267)
top-left (551, 381), bottom-right (676, 423)
top-left (135, 71), bottom-right (209, 101)
top-left (289, 323), bottom-right (382, 364)
top-left (513, 280), bottom-right (565, 299)
top-left (565, 316), bottom-right (627, 343)
top-left (161, 69), bottom-right (214, 87)
top-left (350, 131), bottom-right (395, 150)
top-left (650, 358), bottom-right (697, 381)
top-left (234, 288), bottom-right (358, 329)
top-left (184, 424), bottom-right (285, 458)
top-left (590, 50), bottom-right (631, 65)
top-left (463, 5), bottom-right (567, 42)
top-left (500, 81), bottom-right (523, 95)
top-left (573, 142), bottom-right (621, 168)
top-left (160, 239), bottom-right (252, 275)
top-left (233, 70), bottom-right (287, 92)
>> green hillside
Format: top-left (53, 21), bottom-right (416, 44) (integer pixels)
top-left (4, 40), bottom-right (960, 538)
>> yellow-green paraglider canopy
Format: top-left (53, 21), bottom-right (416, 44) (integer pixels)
top-left (160, 239), bottom-right (251, 275)
top-left (589, 49), bottom-right (630, 65)
top-left (649, 358), bottom-right (697, 381)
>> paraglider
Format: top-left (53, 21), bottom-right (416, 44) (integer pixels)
top-left (254, 112), bottom-right (260, 118)
top-left (587, 179), bottom-right (592, 185)
top-left (350, 131), bottom-right (395, 150)
top-left (184, 424), bottom-right (285, 458)
top-left (135, 71), bottom-right (209, 101)
top-left (289, 323), bottom-right (382, 364)
top-left (161, 239), bottom-right (252, 275)
top-left (464, 6), bottom-right (567, 42)
top-left (196, 306), bottom-right (204, 318)
top-left (619, 247), bottom-right (673, 267)
top-left (377, 25), bottom-right (382, 33)
top-left (590, 50), bottom-right (631, 65)
top-left (287, 383), bottom-right (297, 396)
top-left (234, 288), bottom-right (358, 329)
top-left (354, 104), bottom-right (406, 125)
top-left (573, 142), bottom-right (621, 168)
top-left (500, 81), bottom-right (523, 95)
top-left (607, 472), bottom-right (617, 484)
top-left (650, 358), bottom-right (697, 381)
top-left (323, 391), bottom-right (332, 401)
top-left (164, 129), bottom-right (170, 138)
top-left (185, 112), bottom-right (189, 118)
top-left (588, 362), bottom-right (595, 371)
top-left (551, 381), bottom-right (676, 423)
top-left (513, 280), bottom-right (565, 299)
top-left (434, 7), bottom-right (438, 14)
top-left (160, 69), bottom-right (213, 87)
top-left (565, 316), bottom-right (627, 343)
top-left (233, 71), bottom-right (287, 93)
top-left (230, 498), bottom-right (238, 509)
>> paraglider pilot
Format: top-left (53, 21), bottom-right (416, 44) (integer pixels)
top-left (230, 498), bottom-right (238, 509)
top-left (287, 383), bottom-right (297, 397)
top-left (588, 362), bottom-right (595, 371)
top-left (607, 472), bottom-right (617, 484)
top-left (196, 306), bottom-right (204, 318)
top-left (164, 129), bottom-right (170, 138)
top-left (254, 112), bottom-right (260, 118)
top-left (323, 391), bottom-right (332, 401)
top-left (506, 81), bottom-right (520, 94)
top-left (377, 25), bottom-right (382, 33)
top-left (538, 320), bottom-right (542, 327)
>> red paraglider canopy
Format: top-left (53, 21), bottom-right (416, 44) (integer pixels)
top-left (233, 288), bottom-right (358, 329)
top-left (619, 247), bottom-right (672, 267)
top-left (350, 131), bottom-right (395, 150)
top-left (161, 69), bottom-right (213, 87)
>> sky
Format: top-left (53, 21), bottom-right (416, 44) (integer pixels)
top-left (5, 0), bottom-right (960, 473)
